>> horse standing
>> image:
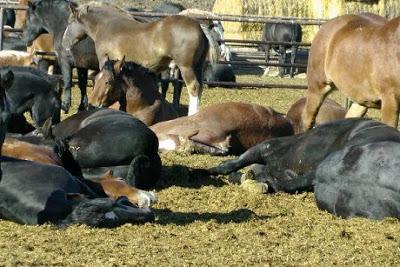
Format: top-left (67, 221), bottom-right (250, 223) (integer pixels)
top-left (301, 13), bottom-right (400, 130)
top-left (22, 0), bottom-right (99, 112)
top-left (90, 58), bottom-right (177, 126)
top-left (62, 2), bottom-right (211, 115)
top-left (261, 22), bottom-right (302, 78)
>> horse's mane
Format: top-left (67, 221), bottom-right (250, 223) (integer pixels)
top-left (78, 1), bottom-right (132, 18)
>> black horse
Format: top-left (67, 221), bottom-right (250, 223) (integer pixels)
top-left (22, 0), bottom-right (99, 113)
top-left (261, 22), bottom-right (302, 78)
top-left (26, 108), bottom-right (162, 189)
top-left (209, 118), bottom-right (400, 220)
top-left (0, 71), bottom-right (154, 227)
top-left (5, 9), bottom-right (16, 27)
top-left (0, 66), bottom-right (60, 128)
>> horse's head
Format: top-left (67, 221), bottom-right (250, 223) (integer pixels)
top-left (62, 3), bottom-right (89, 51)
top-left (22, 1), bottom-right (49, 46)
top-left (89, 57), bottom-right (126, 108)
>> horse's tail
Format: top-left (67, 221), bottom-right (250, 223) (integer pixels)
top-left (59, 196), bottom-right (155, 228)
top-left (200, 23), bottom-right (219, 66)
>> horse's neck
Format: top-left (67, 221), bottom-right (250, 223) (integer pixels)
top-left (83, 9), bottom-right (132, 38)
top-left (41, 8), bottom-right (69, 41)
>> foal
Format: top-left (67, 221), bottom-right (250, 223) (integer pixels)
top-left (90, 58), bottom-right (177, 126)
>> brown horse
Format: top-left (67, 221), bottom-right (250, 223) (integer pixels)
top-left (301, 13), bottom-right (397, 130)
top-left (62, 2), bottom-right (213, 116)
top-left (287, 97), bottom-right (346, 134)
top-left (149, 102), bottom-right (294, 155)
top-left (90, 58), bottom-right (177, 126)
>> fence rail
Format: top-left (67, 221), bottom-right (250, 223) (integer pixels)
top-left (0, 4), bottom-right (320, 90)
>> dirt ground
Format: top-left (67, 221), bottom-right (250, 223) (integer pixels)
top-left (0, 72), bottom-right (398, 266)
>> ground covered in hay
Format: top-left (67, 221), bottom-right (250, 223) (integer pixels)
top-left (0, 74), bottom-right (399, 266)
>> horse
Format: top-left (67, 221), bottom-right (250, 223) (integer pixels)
top-left (0, 66), bottom-right (61, 127)
top-left (27, 108), bottom-right (162, 189)
top-left (286, 97), bottom-right (346, 134)
top-left (90, 57), bottom-right (177, 126)
top-left (150, 102), bottom-right (294, 155)
top-left (261, 22), bottom-right (302, 78)
top-left (204, 63), bottom-right (236, 87)
top-left (301, 13), bottom-right (399, 130)
top-left (208, 118), bottom-right (400, 220)
top-left (0, 71), bottom-right (154, 227)
top-left (22, 0), bottom-right (99, 112)
top-left (62, 2), bottom-right (212, 116)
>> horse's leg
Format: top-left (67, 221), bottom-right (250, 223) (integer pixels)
top-left (77, 68), bottom-right (88, 111)
top-left (37, 59), bottom-right (50, 74)
top-left (172, 67), bottom-right (183, 110)
top-left (290, 45), bottom-right (298, 78)
top-left (345, 102), bottom-right (368, 118)
top-left (60, 61), bottom-right (73, 113)
top-left (208, 145), bottom-right (262, 175)
top-left (180, 66), bottom-right (201, 116)
top-left (263, 44), bottom-right (271, 76)
top-left (278, 45), bottom-right (286, 78)
top-left (381, 93), bottom-right (399, 128)
top-left (302, 84), bottom-right (333, 130)
top-left (160, 71), bottom-right (169, 100)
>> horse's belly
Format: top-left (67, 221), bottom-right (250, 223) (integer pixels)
top-left (328, 70), bottom-right (380, 108)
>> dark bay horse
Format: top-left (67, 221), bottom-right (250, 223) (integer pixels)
top-left (90, 58), bottom-right (177, 126)
top-left (261, 22), bottom-right (302, 78)
top-left (62, 2), bottom-right (211, 115)
top-left (208, 118), bottom-right (400, 220)
top-left (1, 66), bottom-right (60, 127)
top-left (150, 102), bottom-right (294, 155)
top-left (22, 0), bottom-right (99, 112)
top-left (0, 71), bottom-right (154, 227)
top-left (301, 13), bottom-right (399, 130)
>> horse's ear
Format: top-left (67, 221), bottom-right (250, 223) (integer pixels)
top-left (1, 70), bottom-right (14, 91)
top-left (69, 2), bottom-right (80, 18)
top-left (114, 57), bottom-right (126, 75)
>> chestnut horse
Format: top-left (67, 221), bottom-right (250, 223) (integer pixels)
top-left (287, 97), bottom-right (346, 134)
top-left (302, 13), bottom-right (397, 130)
top-left (90, 58), bottom-right (177, 126)
top-left (62, 2), bottom-right (212, 115)
top-left (150, 102), bottom-right (294, 155)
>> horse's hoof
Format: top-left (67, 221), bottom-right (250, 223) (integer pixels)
top-left (137, 190), bottom-right (157, 208)
top-left (240, 179), bottom-right (268, 194)
top-left (61, 102), bottom-right (70, 114)
top-left (78, 104), bottom-right (88, 112)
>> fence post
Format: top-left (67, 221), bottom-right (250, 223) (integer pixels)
top-left (0, 8), bottom-right (4, 51)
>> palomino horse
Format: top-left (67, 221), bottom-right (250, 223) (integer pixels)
top-left (90, 57), bottom-right (177, 126)
top-left (301, 13), bottom-right (398, 130)
top-left (62, 2), bottom-right (211, 115)
top-left (150, 102), bottom-right (294, 155)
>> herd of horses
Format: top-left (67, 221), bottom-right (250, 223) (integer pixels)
top-left (0, 0), bottom-right (399, 227)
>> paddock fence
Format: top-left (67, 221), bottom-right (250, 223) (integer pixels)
top-left (0, 2), bottom-right (329, 90)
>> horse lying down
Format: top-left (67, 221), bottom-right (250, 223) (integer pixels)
top-left (1, 137), bottom-right (156, 209)
top-left (208, 118), bottom-right (400, 220)
top-left (0, 71), bottom-right (154, 227)
top-left (150, 102), bottom-right (294, 155)
top-left (286, 97), bottom-right (346, 134)
top-left (23, 108), bottom-right (161, 189)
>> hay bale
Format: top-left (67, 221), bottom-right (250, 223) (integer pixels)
top-left (213, 0), bottom-right (400, 42)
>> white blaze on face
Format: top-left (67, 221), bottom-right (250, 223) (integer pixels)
top-left (188, 94), bottom-right (200, 116)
